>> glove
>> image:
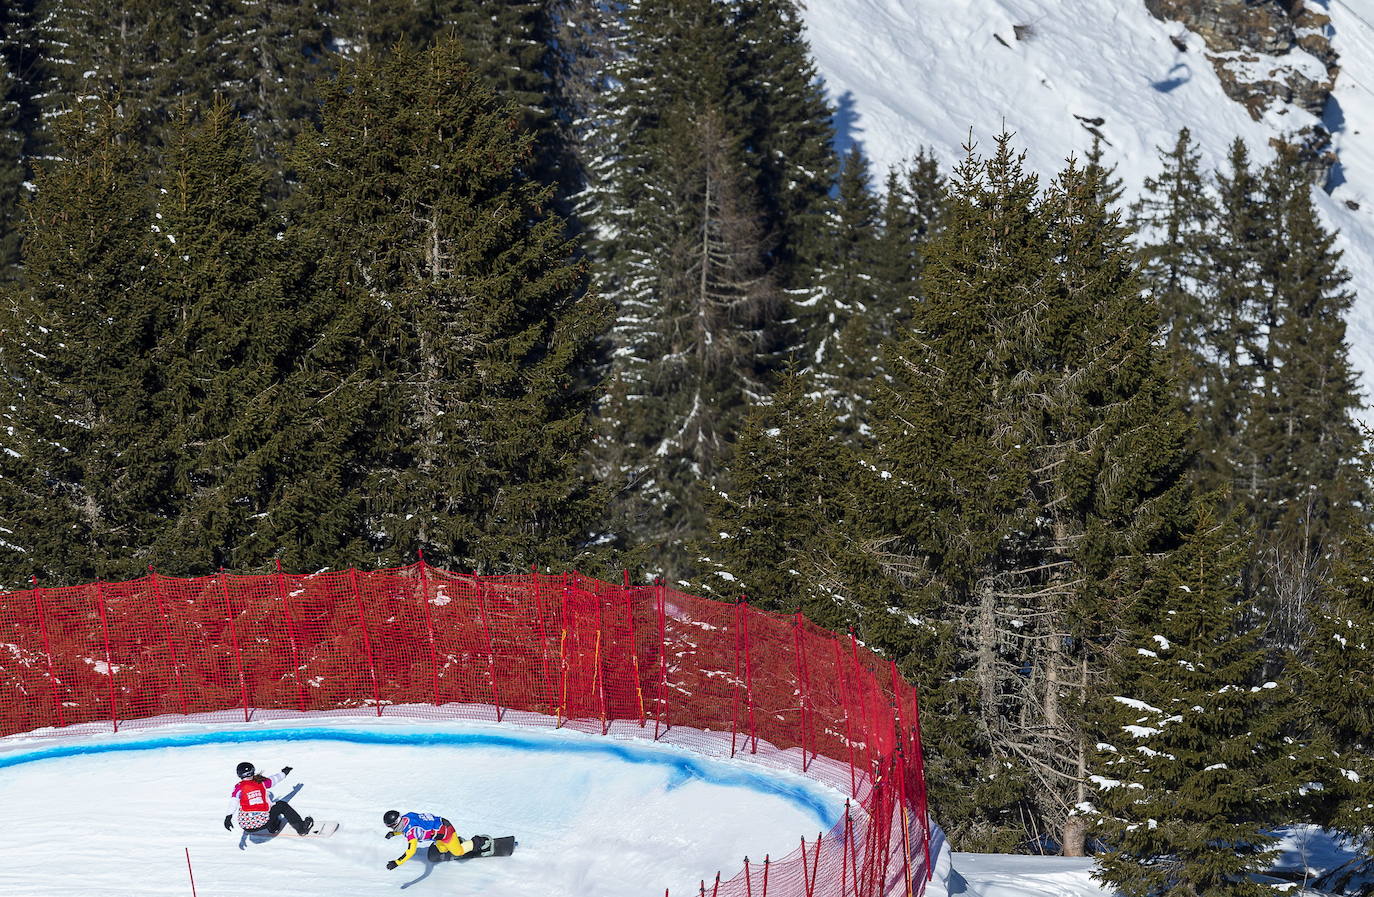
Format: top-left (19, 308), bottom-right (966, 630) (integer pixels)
top-left (224, 814), bottom-right (233, 831)
top-left (386, 860), bottom-right (398, 870)
top-left (385, 831), bottom-right (397, 839)
top-left (281, 766), bottom-right (292, 775)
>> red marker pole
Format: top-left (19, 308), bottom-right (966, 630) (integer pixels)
top-left (184, 847), bottom-right (198, 897)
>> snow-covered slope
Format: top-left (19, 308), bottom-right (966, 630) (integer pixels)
top-left (802, 0), bottom-right (1374, 410)
top-left (0, 718), bottom-right (845, 896)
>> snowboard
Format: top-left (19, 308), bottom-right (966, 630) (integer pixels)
top-left (433, 835), bottom-right (516, 861)
top-left (476, 835), bottom-right (516, 858)
top-left (253, 820), bottom-right (339, 840)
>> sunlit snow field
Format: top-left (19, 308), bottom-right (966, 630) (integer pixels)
top-left (0, 719), bottom-right (845, 896)
top-left (801, 0), bottom-right (1374, 417)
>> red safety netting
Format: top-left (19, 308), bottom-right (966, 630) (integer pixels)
top-left (0, 563), bottom-right (930, 897)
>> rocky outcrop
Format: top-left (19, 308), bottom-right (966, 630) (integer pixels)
top-left (1145, 0), bottom-right (1338, 180)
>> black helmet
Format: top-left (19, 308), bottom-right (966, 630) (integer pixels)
top-left (236, 761), bottom-right (255, 779)
top-left (383, 810), bottom-right (401, 828)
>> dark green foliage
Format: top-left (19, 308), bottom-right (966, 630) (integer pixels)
top-left (1201, 139), bottom-right (1268, 501)
top-left (0, 0), bottom-right (44, 283)
top-left (803, 146), bottom-right (883, 430)
top-left (693, 370), bottom-right (851, 626)
top-left (1299, 481), bottom-right (1374, 838)
top-left (590, 0), bottom-right (820, 574)
top-left (206, 1), bottom-right (335, 165)
top-left (1243, 146), bottom-right (1365, 643)
top-left (0, 103), bottom-right (160, 584)
top-left (1132, 129), bottom-right (1215, 435)
top-left (873, 151), bottom-right (944, 337)
top-left (1090, 503), bottom-right (1297, 897)
top-left (0, 51), bottom-right (23, 282)
top-left (283, 40), bottom-right (606, 572)
top-left (29, 0), bottom-right (228, 151)
top-left (731, 0), bottom-right (837, 285)
top-left (869, 134), bottom-right (1195, 853)
top-left (141, 102), bottom-right (297, 572)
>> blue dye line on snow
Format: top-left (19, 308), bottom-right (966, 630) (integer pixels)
top-left (0, 726), bottom-right (840, 827)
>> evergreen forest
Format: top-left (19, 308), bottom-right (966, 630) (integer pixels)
top-left (1, 3), bottom-right (1371, 893)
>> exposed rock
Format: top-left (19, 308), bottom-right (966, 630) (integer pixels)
top-left (1145, 0), bottom-right (1339, 182)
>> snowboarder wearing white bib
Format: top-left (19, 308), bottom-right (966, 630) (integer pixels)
top-left (224, 761), bottom-right (314, 836)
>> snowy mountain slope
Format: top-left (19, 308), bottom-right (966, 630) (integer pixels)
top-left (802, 0), bottom-right (1374, 411)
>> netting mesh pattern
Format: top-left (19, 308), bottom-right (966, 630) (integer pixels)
top-left (0, 563), bottom-right (930, 896)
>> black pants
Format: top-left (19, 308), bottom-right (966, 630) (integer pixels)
top-left (247, 801), bottom-right (307, 835)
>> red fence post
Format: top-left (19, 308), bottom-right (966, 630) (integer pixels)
top-left (31, 577), bottom-right (64, 729)
top-left (654, 579), bottom-right (669, 740)
top-left (557, 574), bottom-right (571, 727)
top-left (762, 855), bottom-right (770, 897)
top-left (802, 835), bottom-right (813, 895)
top-left (595, 599), bottom-right (609, 734)
top-left (850, 630), bottom-right (874, 783)
top-left (533, 580), bottom-right (552, 715)
top-left (841, 801), bottom-right (853, 897)
top-left (744, 857), bottom-right (752, 897)
top-left (349, 567), bottom-right (382, 717)
top-left (623, 580), bottom-right (646, 727)
top-left (832, 638), bottom-right (857, 796)
top-left (476, 578), bottom-right (504, 722)
top-left (793, 612), bottom-right (810, 771)
top-left (219, 572), bottom-right (250, 723)
top-left (741, 598), bottom-right (757, 754)
top-left (416, 552), bottom-right (441, 707)
top-left (910, 682), bottom-right (932, 881)
top-left (731, 600), bottom-right (743, 757)
top-left (273, 560), bottom-right (306, 713)
top-left (184, 847), bottom-right (198, 897)
top-left (800, 837), bottom-right (810, 897)
top-left (891, 660), bottom-right (915, 896)
top-left (149, 569), bottom-right (186, 715)
top-left (93, 581), bottom-right (119, 732)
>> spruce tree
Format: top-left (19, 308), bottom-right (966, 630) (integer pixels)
top-left (869, 135), bottom-right (1194, 853)
top-left (0, 0), bottom-right (46, 283)
top-left (206, 0), bottom-right (335, 166)
top-left (284, 40), bottom-right (606, 572)
top-left (141, 101), bottom-right (292, 572)
top-left (28, 0), bottom-right (212, 147)
top-left (1244, 145), bottom-right (1364, 645)
top-left (589, 0), bottom-right (787, 574)
top-left (1131, 129), bottom-right (1217, 466)
top-left (872, 151), bottom-right (944, 339)
top-left (1299, 481), bottom-right (1374, 851)
top-left (693, 370), bottom-right (852, 628)
top-left (0, 50), bottom-right (23, 281)
top-left (0, 101), bottom-right (159, 585)
top-left (1203, 139), bottom-right (1269, 501)
top-left (1090, 503), bottom-right (1297, 897)
top-left (731, 0), bottom-right (837, 287)
top-left (803, 146), bottom-right (882, 430)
